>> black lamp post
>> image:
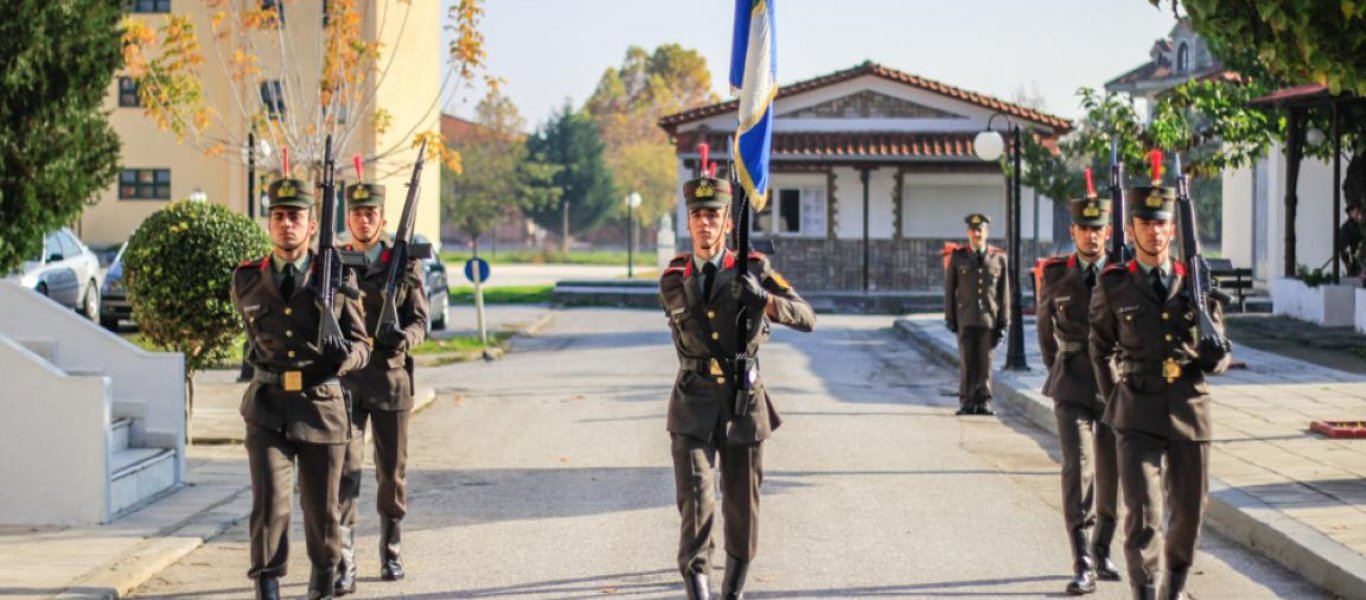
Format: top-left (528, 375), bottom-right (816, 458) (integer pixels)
top-left (974, 113), bottom-right (1029, 372)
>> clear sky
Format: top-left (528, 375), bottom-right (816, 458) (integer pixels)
top-left (440, 0), bottom-right (1180, 129)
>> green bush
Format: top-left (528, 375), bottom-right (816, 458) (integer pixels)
top-left (124, 200), bottom-right (269, 374)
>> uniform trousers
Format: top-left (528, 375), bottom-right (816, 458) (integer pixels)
top-left (671, 422), bottom-right (764, 577)
top-left (339, 406), bottom-right (410, 528)
top-left (956, 326), bottom-right (996, 407)
top-left (1055, 402), bottom-right (1120, 535)
top-left (1116, 429), bottom-right (1209, 586)
top-left (245, 423), bottom-right (345, 579)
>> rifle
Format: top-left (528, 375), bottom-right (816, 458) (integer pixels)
top-left (1173, 152), bottom-right (1231, 355)
top-left (315, 134), bottom-right (363, 348)
top-left (376, 139), bottom-right (433, 333)
top-left (727, 136), bottom-right (759, 418)
top-left (1108, 135), bottom-right (1130, 264)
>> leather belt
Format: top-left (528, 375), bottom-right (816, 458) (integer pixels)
top-left (253, 369), bottom-right (339, 392)
top-left (1057, 340), bottom-right (1085, 354)
top-left (1118, 360), bottom-right (1191, 375)
top-left (679, 356), bottom-right (733, 376)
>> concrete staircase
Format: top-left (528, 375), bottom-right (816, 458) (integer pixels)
top-left (0, 281), bottom-right (184, 525)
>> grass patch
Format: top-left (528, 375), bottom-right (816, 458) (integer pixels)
top-left (450, 284), bottom-right (553, 304)
top-left (440, 249), bottom-right (652, 266)
top-left (412, 331), bottom-right (514, 355)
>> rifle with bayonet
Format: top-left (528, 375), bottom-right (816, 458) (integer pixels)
top-left (1108, 135), bottom-right (1130, 264)
top-left (376, 139), bottom-right (433, 334)
top-left (314, 134), bottom-right (364, 350)
top-left (1173, 152), bottom-right (1231, 356)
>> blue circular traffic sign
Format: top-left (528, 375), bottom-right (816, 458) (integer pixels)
top-left (464, 257), bottom-right (490, 284)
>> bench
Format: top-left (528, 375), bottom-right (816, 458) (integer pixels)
top-left (1206, 258), bottom-right (1253, 313)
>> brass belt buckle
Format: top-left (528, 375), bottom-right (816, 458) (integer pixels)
top-left (1162, 359), bottom-right (1181, 383)
top-left (708, 358), bottom-right (724, 376)
top-left (283, 370), bottom-right (303, 392)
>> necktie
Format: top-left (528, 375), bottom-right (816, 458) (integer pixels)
top-left (1085, 264), bottom-right (1097, 288)
top-left (1151, 268), bottom-right (1167, 299)
top-left (280, 264), bottom-right (297, 300)
top-left (702, 262), bottom-right (717, 301)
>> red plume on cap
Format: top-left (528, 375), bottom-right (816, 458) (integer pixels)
top-left (353, 154), bottom-right (363, 180)
top-left (1149, 150), bottom-right (1164, 184)
top-left (1084, 167), bottom-right (1096, 198)
top-left (698, 143), bottom-right (710, 177)
top-left (281, 147), bottom-right (290, 176)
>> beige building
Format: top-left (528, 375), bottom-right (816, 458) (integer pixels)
top-left (82, 0), bottom-right (442, 249)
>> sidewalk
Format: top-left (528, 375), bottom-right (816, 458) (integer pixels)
top-left (897, 314), bottom-right (1366, 600)
top-left (2, 306), bottom-right (553, 599)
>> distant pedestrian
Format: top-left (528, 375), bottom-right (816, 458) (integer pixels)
top-left (944, 213), bottom-right (1009, 415)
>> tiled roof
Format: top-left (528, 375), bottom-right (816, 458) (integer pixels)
top-left (682, 131), bottom-right (984, 161)
top-left (658, 61), bottom-right (1071, 133)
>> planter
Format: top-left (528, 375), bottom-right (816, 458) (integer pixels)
top-left (1271, 278), bottom-right (1356, 327)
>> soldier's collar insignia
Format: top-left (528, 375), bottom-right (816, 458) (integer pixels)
top-left (1083, 204), bottom-right (1101, 218)
top-left (354, 187), bottom-right (369, 199)
top-left (1146, 193), bottom-right (1164, 208)
top-left (696, 180), bottom-right (715, 199)
top-left (279, 182), bottom-right (297, 198)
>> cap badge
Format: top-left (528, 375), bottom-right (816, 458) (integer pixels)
top-left (278, 182), bottom-right (297, 198)
top-left (1083, 204), bottom-right (1101, 218)
top-left (353, 186), bottom-right (369, 199)
top-left (696, 180), bottom-right (715, 199)
top-left (970, 215), bottom-right (982, 225)
top-left (1146, 193), bottom-right (1164, 208)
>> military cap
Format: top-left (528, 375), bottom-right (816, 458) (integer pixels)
top-left (1126, 185), bottom-right (1176, 220)
top-left (1069, 197), bottom-right (1111, 227)
top-left (266, 177), bottom-right (314, 210)
top-left (964, 213), bottom-right (990, 229)
top-left (683, 176), bottom-right (731, 210)
top-left (345, 182), bottom-right (386, 209)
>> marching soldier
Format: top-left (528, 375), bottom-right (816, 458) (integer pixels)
top-left (659, 174), bottom-right (816, 600)
top-left (944, 213), bottom-right (1009, 415)
top-left (335, 181), bottom-right (428, 593)
top-left (232, 177), bottom-right (371, 600)
top-left (1037, 195), bottom-right (1122, 595)
top-left (1089, 185), bottom-right (1230, 600)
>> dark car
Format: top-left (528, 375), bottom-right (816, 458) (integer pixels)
top-left (100, 242), bottom-right (131, 330)
top-left (413, 233), bottom-right (449, 331)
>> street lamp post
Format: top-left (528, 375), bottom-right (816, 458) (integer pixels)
top-left (627, 192), bottom-right (642, 278)
top-left (974, 114), bottom-right (1029, 372)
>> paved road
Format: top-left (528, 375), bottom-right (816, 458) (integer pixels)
top-left (131, 309), bottom-right (1327, 599)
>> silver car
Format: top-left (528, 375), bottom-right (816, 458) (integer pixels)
top-left (7, 228), bottom-right (102, 321)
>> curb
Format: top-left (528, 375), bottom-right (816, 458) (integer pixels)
top-left (894, 317), bottom-right (1366, 600)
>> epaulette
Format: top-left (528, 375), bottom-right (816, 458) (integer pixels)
top-left (662, 253), bottom-right (690, 280)
top-left (748, 250), bottom-right (766, 260)
top-left (1042, 256), bottom-right (1069, 268)
top-left (987, 246), bottom-right (1006, 255)
top-left (236, 256), bottom-right (267, 271)
top-left (1101, 262), bottom-right (1129, 276)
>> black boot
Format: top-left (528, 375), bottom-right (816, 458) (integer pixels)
top-left (308, 567), bottom-right (337, 600)
top-left (975, 401), bottom-right (997, 416)
top-left (1133, 583), bottom-right (1158, 600)
top-left (1065, 527), bottom-right (1096, 595)
top-left (380, 518), bottom-right (405, 581)
top-left (254, 576), bottom-right (280, 600)
top-left (721, 555), bottom-right (750, 600)
top-left (1092, 519), bottom-right (1122, 581)
top-left (1165, 569), bottom-right (1189, 600)
top-left (334, 526), bottom-right (357, 596)
top-left (684, 570), bottom-right (711, 600)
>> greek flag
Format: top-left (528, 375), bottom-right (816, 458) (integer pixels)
top-left (729, 0), bottom-right (776, 211)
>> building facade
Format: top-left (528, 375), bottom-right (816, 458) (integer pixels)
top-left (82, 0), bottom-right (441, 249)
top-left (658, 61), bottom-right (1071, 292)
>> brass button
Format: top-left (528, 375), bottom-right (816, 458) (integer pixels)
top-left (287, 350), bottom-right (296, 358)
top-left (1162, 312), bottom-right (1169, 320)
top-left (711, 332), bottom-right (720, 340)
top-left (708, 310), bottom-right (716, 319)
top-left (284, 307), bottom-right (293, 316)
top-left (1165, 334), bottom-right (1174, 342)
top-left (285, 330), bottom-right (294, 338)
top-left (716, 377), bottom-right (726, 384)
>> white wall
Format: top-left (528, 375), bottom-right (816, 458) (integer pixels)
top-left (901, 173), bottom-right (1051, 242)
top-left (1222, 162), bottom-right (1254, 275)
top-left (1222, 144), bottom-right (1347, 281)
top-left (833, 167), bottom-right (896, 239)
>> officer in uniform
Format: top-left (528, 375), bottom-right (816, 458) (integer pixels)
top-left (944, 213), bottom-right (1009, 415)
top-left (334, 181), bottom-right (428, 593)
top-left (232, 177), bottom-right (371, 600)
top-left (1338, 200), bottom-right (1364, 277)
top-left (1037, 196), bottom-right (1122, 595)
top-left (658, 174), bottom-right (816, 600)
top-left (1089, 186), bottom-right (1230, 600)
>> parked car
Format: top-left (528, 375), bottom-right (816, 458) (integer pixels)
top-left (100, 242), bottom-right (132, 330)
top-left (6, 228), bottom-right (102, 321)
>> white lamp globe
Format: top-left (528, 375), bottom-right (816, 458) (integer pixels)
top-left (974, 130), bottom-right (1005, 162)
top-left (1306, 128), bottom-right (1327, 147)
top-left (628, 192), bottom-right (642, 208)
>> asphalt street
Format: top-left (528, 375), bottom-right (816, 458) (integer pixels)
top-left (130, 309), bottom-right (1328, 599)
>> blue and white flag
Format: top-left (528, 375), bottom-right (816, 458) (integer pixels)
top-left (729, 0), bottom-right (776, 211)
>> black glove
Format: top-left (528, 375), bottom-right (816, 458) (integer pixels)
top-left (945, 321), bottom-right (958, 334)
top-left (736, 272), bottom-right (770, 312)
top-left (376, 321), bottom-right (409, 352)
top-left (321, 332), bottom-right (352, 365)
top-left (992, 328), bottom-right (1005, 347)
top-left (1196, 339), bottom-right (1229, 371)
